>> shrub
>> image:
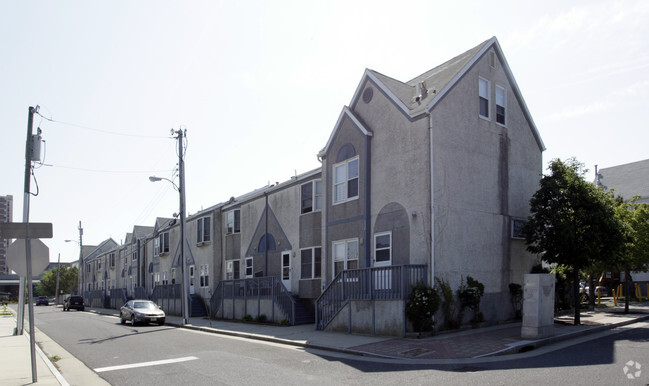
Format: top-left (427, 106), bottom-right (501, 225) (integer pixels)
top-left (435, 277), bottom-right (458, 329)
top-left (242, 314), bottom-right (253, 322)
top-left (509, 283), bottom-right (523, 319)
top-left (405, 282), bottom-right (441, 333)
top-left (457, 276), bottom-right (485, 324)
top-left (278, 319), bottom-right (290, 326)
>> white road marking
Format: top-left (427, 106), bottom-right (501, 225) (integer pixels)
top-left (94, 356), bottom-right (199, 373)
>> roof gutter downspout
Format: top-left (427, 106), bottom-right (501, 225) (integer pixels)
top-left (428, 112), bottom-right (435, 285)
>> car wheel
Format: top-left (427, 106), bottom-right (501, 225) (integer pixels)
top-left (120, 315), bottom-right (126, 324)
top-left (130, 315), bottom-right (136, 326)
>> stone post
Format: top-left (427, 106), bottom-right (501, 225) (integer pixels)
top-left (521, 273), bottom-right (555, 339)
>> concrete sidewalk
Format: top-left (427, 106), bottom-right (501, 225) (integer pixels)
top-left (2, 302), bottom-right (648, 385)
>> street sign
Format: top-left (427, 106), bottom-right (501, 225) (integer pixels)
top-left (0, 222), bottom-right (53, 239)
top-left (6, 239), bottom-right (50, 277)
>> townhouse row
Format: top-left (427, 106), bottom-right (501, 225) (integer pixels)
top-left (80, 37), bottom-right (545, 335)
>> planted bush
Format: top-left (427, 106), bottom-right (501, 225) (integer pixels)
top-left (458, 276), bottom-right (485, 324)
top-left (405, 282), bottom-right (441, 333)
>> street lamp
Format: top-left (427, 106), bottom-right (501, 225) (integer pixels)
top-left (149, 131), bottom-right (188, 325)
top-left (65, 230), bottom-right (83, 296)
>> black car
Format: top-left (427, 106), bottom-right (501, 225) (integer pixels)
top-left (36, 296), bottom-right (49, 306)
top-left (63, 295), bottom-right (85, 311)
top-left (120, 300), bottom-right (165, 326)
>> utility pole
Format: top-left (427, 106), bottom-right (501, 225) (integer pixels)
top-left (16, 106), bottom-right (39, 382)
top-left (77, 221), bottom-right (83, 295)
top-left (176, 128), bottom-right (190, 325)
top-left (55, 253), bottom-right (61, 305)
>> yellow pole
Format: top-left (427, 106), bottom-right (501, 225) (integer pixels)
top-left (613, 286), bottom-right (617, 306)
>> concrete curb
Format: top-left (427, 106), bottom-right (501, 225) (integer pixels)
top-left (87, 307), bottom-right (649, 363)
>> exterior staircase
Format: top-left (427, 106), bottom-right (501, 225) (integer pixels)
top-left (189, 294), bottom-right (207, 317)
top-left (292, 294), bottom-right (314, 325)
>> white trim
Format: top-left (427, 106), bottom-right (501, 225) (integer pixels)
top-left (495, 83), bottom-right (507, 127)
top-left (318, 107), bottom-right (372, 158)
top-left (479, 76), bottom-right (490, 121)
top-left (332, 156), bottom-right (360, 205)
top-left (245, 256), bottom-right (253, 278)
top-left (373, 231), bottom-right (392, 266)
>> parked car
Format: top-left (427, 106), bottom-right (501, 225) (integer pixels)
top-left (120, 300), bottom-right (165, 326)
top-left (36, 296), bottom-right (49, 306)
top-left (63, 295), bottom-right (85, 311)
top-left (580, 284), bottom-right (609, 302)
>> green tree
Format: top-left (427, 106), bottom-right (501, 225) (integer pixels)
top-left (615, 198), bottom-right (649, 313)
top-left (36, 266), bottom-right (78, 297)
top-left (523, 159), bottom-right (625, 324)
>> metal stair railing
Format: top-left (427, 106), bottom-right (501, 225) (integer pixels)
top-left (315, 264), bottom-right (427, 330)
top-left (209, 276), bottom-right (296, 324)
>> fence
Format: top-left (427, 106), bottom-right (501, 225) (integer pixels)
top-left (315, 264), bottom-right (427, 331)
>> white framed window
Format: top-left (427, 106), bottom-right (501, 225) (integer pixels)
top-left (197, 216), bottom-right (211, 244)
top-left (496, 85), bottom-right (506, 125)
top-left (226, 260), bottom-right (240, 280)
top-left (226, 210), bottom-right (240, 234)
top-left (479, 77), bottom-right (490, 119)
top-left (374, 232), bottom-right (392, 265)
top-left (154, 232), bottom-right (169, 256)
top-left (245, 257), bottom-right (254, 278)
top-left (300, 247), bottom-right (321, 279)
top-left (333, 239), bottom-right (359, 277)
top-left (97, 259), bottom-right (102, 271)
top-left (162, 271), bottom-right (168, 285)
top-left (333, 157), bottom-right (359, 204)
top-left (109, 252), bottom-right (116, 268)
top-left (301, 179), bottom-right (322, 214)
top-left (199, 264), bottom-right (209, 287)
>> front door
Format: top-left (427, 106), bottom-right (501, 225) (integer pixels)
top-left (374, 232), bottom-right (392, 290)
top-left (281, 251), bottom-right (291, 291)
top-left (189, 265), bottom-right (195, 294)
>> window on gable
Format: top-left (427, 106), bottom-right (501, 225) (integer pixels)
top-left (197, 216), bottom-right (211, 243)
top-left (333, 239), bottom-right (359, 277)
top-left (301, 179), bottom-right (322, 214)
top-left (155, 232), bottom-right (169, 256)
top-left (479, 77), bottom-right (490, 119)
top-left (333, 157), bottom-right (359, 204)
top-left (226, 210), bottom-right (240, 234)
top-left (496, 85), bottom-right (506, 125)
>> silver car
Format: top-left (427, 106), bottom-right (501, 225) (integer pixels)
top-left (120, 300), bottom-right (166, 326)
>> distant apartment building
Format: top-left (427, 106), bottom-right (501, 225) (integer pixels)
top-left (0, 195), bottom-right (14, 274)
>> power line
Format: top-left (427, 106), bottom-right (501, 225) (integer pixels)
top-left (36, 112), bottom-right (171, 139)
top-left (40, 163), bottom-right (170, 174)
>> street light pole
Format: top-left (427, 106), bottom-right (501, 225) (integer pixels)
top-left (177, 128), bottom-right (189, 325)
top-left (77, 222), bottom-right (83, 295)
top-left (149, 128), bottom-right (189, 325)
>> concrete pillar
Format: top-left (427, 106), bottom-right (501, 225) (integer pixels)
top-left (521, 273), bottom-right (555, 339)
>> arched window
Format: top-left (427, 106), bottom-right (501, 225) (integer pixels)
top-left (258, 233), bottom-right (276, 253)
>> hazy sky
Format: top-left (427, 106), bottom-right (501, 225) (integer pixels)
top-left (2, 0), bottom-right (648, 263)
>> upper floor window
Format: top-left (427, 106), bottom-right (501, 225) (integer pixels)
top-left (333, 238), bottom-right (359, 277)
top-left (226, 210), bottom-right (240, 234)
top-left (479, 77), bottom-right (490, 119)
top-left (97, 259), bottom-right (102, 271)
top-left (109, 253), bottom-right (116, 268)
top-left (197, 216), bottom-right (211, 243)
top-left (301, 179), bottom-right (322, 214)
top-left (333, 157), bottom-right (359, 204)
top-left (154, 232), bottom-right (169, 256)
top-left (496, 85), bottom-right (506, 125)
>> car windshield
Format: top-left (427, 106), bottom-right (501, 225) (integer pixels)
top-left (133, 301), bottom-right (157, 310)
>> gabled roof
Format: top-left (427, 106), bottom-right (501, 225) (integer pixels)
top-left (596, 159), bottom-right (649, 203)
top-left (349, 36), bottom-right (545, 152)
top-left (132, 225), bottom-right (153, 240)
top-left (83, 238), bottom-right (119, 262)
top-left (318, 106), bottom-right (372, 158)
top-left (153, 217), bottom-right (176, 235)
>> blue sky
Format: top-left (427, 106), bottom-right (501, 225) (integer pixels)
top-left (2, 0), bottom-right (648, 263)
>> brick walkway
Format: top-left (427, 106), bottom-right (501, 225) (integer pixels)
top-left (349, 325), bottom-right (523, 359)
